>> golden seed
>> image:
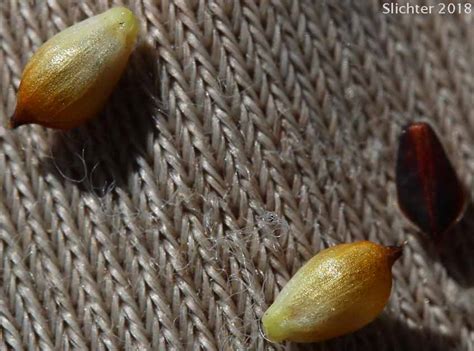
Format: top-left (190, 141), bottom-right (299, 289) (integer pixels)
top-left (10, 7), bottom-right (139, 130)
top-left (262, 241), bottom-right (402, 343)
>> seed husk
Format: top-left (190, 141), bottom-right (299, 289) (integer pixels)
top-left (396, 122), bottom-right (466, 238)
top-left (262, 241), bottom-right (402, 343)
top-left (9, 7), bottom-right (139, 130)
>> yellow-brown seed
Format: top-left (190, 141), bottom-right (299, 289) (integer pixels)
top-left (9, 7), bottom-right (138, 130)
top-left (262, 241), bottom-right (402, 343)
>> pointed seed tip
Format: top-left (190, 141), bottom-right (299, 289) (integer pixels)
top-left (386, 245), bottom-right (403, 265)
top-left (7, 116), bottom-right (17, 129)
top-left (8, 115), bottom-right (25, 129)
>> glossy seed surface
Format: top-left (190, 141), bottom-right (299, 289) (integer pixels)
top-left (396, 122), bottom-right (466, 238)
top-left (262, 241), bottom-right (402, 343)
top-left (10, 7), bottom-right (138, 130)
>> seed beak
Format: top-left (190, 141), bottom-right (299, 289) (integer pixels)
top-left (385, 244), bottom-right (404, 265)
top-left (7, 116), bottom-right (18, 129)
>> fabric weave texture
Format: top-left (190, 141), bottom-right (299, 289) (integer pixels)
top-left (0, 1), bottom-right (473, 350)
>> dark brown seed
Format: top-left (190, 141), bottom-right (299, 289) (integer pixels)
top-left (396, 122), bottom-right (466, 238)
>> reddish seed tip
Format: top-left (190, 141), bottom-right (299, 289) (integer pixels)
top-left (8, 117), bottom-right (29, 129)
top-left (8, 117), bottom-right (20, 129)
top-left (396, 122), bottom-right (466, 239)
top-left (7, 111), bottom-right (19, 129)
top-left (8, 108), bottom-right (33, 129)
top-left (386, 245), bottom-right (403, 265)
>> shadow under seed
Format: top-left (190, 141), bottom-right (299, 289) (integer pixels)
top-left (294, 314), bottom-right (461, 351)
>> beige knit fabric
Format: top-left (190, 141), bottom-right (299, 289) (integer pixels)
top-left (0, 0), bottom-right (473, 350)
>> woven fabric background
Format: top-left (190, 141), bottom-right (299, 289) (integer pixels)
top-left (0, 0), bottom-right (473, 350)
